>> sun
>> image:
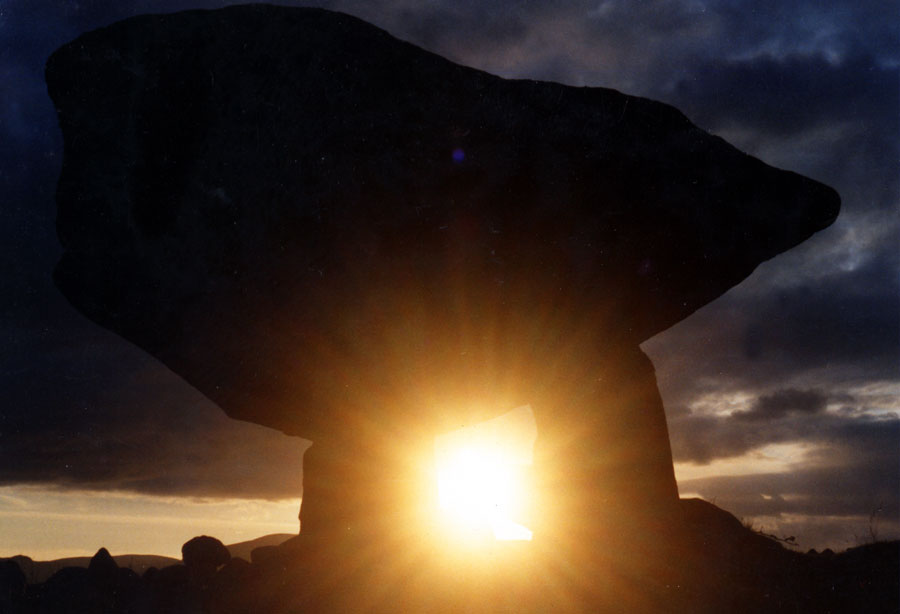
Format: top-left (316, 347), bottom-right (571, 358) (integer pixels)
top-left (435, 447), bottom-right (532, 540)
top-left (433, 406), bottom-right (536, 541)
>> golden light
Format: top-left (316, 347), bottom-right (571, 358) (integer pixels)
top-left (433, 405), bottom-right (536, 541)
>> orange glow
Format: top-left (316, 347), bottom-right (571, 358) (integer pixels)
top-left (433, 405), bottom-right (536, 541)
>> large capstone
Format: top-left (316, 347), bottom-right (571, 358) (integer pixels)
top-left (46, 5), bottom-right (839, 537)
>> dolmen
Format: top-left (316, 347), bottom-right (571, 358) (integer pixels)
top-left (46, 6), bottom-right (839, 609)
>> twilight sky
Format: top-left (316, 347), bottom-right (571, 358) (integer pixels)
top-left (1, 0), bottom-right (897, 557)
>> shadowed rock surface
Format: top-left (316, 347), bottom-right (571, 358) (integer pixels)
top-left (45, 2), bottom-right (839, 555)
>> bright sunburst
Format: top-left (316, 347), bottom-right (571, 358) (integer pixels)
top-left (433, 406), bottom-right (536, 541)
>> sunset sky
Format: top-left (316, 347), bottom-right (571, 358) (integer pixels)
top-left (1, 0), bottom-right (897, 559)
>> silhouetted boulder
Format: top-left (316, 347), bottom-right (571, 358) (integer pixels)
top-left (46, 4), bottom-right (839, 547)
top-left (182, 535), bottom-right (230, 602)
top-left (87, 547), bottom-right (118, 589)
top-left (0, 559), bottom-right (26, 607)
top-left (5, 556), bottom-right (34, 587)
top-left (182, 536), bottom-right (230, 573)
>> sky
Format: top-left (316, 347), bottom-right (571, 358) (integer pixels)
top-left (1, 0), bottom-right (898, 558)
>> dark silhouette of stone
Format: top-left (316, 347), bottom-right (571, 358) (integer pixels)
top-left (147, 564), bottom-right (201, 614)
top-left (5, 556), bottom-right (33, 587)
top-left (45, 3), bottom-right (839, 549)
top-left (182, 535), bottom-right (230, 594)
top-left (87, 547), bottom-right (119, 588)
top-left (40, 566), bottom-right (101, 613)
top-left (0, 559), bottom-right (26, 609)
top-left (182, 536), bottom-right (230, 571)
top-left (141, 566), bottom-right (158, 581)
top-left (36, 548), bottom-right (141, 614)
top-left (2, 521), bottom-right (895, 612)
top-left (206, 558), bottom-right (256, 614)
top-left (113, 567), bottom-right (145, 614)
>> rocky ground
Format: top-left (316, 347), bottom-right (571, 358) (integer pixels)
top-left (1, 499), bottom-right (896, 613)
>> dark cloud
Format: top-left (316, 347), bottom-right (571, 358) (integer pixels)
top-left (740, 258), bottom-right (900, 372)
top-left (682, 460), bottom-right (899, 520)
top-left (734, 388), bottom-right (828, 421)
top-left (583, 0), bottom-right (719, 70)
top-left (0, 323), bottom-right (308, 499)
top-left (669, 54), bottom-right (898, 137)
top-left (391, 3), bottom-right (530, 56)
top-left (709, 0), bottom-right (900, 64)
top-left (669, 390), bottom-right (898, 464)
